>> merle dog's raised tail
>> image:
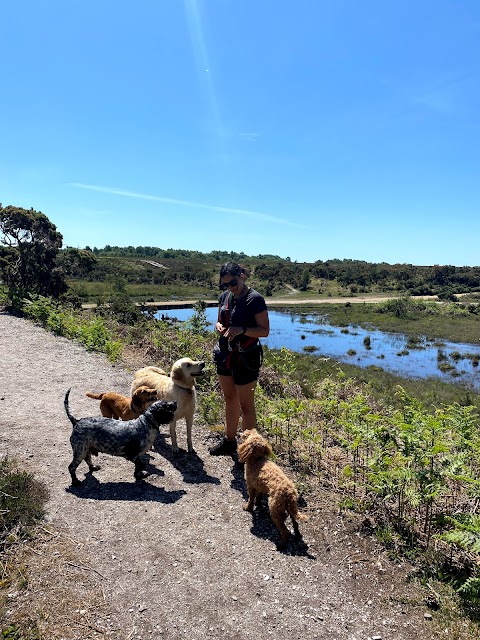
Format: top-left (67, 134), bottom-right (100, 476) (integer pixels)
top-left (64, 388), bottom-right (77, 426)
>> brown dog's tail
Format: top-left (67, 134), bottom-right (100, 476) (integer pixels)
top-left (64, 388), bottom-right (77, 426)
top-left (86, 392), bottom-right (104, 400)
top-left (287, 494), bottom-right (309, 523)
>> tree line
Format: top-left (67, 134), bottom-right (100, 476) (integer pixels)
top-left (1, 204), bottom-right (479, 301)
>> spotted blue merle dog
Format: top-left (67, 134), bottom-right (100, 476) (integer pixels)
top-left (64, 388), bottom-right (177, 486)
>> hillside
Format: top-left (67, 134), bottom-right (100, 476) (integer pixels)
top-left (65, 247), bottom-right (480, 303)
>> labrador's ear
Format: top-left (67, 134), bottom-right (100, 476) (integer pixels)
top-left (171, 363), bottom-right (185, 384)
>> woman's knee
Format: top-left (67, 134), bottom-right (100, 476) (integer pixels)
top-left (222, 387), bottom-right (239, 404)
top-left (239, 400), bottom-right (256, 419)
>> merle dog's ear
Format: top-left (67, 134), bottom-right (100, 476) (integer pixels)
top-left (148, 400), bottom-right (176, 424)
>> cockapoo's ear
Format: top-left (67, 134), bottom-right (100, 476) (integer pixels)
top-left (238, 434), bottom-right (272, 461)
top-left (255, 436), bottom-right (272, 457)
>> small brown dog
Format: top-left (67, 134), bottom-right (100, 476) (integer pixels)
top-left (238, 429), bottom-right (308, 549)
top-left (86, 386), bottom-right (158, 421)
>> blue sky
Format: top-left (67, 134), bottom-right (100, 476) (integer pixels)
top-left (2, 1), bottom-right (480, 266)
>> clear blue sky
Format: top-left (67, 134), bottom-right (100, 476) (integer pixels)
top-left (2, 1), bottom-right (480, 266)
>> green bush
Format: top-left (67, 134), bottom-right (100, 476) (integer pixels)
top-left (21, 296), bottom-right (124, 362)
top-left (0, 457), bottom-right (49, 545)
top-left (1, 623), bottom-right (40, 640)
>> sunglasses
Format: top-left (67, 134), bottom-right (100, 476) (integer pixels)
top-left (220, 278), bottom-right (238, 290)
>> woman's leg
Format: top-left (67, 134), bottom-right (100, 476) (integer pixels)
top-left (218, 374), bottom-right (240, 440)
top-left (236, 381), bottom-right (257, 432)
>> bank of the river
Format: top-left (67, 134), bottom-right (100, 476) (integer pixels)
top-left (153, 305), bottom-right (480, 409)
top-left (83, 293), bottom-right (480, 347)
top-left (81, 293), bottom-right (438, 309)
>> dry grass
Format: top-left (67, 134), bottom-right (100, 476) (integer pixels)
top-left (1, 526), bottom-right (117, 640)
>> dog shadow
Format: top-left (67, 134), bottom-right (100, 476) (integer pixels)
top-left (66, 471), bottom-right (186, 504)
top-left (247, 498), bottom-right (316, 558)
top-left (230, 463), bottom-right (315, 558)
top-left (153, 434), bottom-right (220, 485)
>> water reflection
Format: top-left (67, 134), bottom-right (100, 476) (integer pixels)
top-left (155, 307), bottom-right (480, 390)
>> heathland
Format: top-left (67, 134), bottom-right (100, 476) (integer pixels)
top-left (1, 208), bottom-right (480, 638)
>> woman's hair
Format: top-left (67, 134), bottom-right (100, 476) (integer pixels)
top-left (219, 262), bottom-right (248, 279)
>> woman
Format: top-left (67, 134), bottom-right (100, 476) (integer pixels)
top-left (210, 262), bottom-right (270, 455)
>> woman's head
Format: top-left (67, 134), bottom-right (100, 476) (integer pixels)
top-left (219, 262), bottom-right (248, 292)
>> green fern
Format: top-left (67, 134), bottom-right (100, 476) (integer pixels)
top-left (439, 515), bottom-right (480, 554)
top-left (457, 575), bottom-right (480, 598)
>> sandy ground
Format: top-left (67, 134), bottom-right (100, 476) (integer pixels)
top-left (0, 311), bottom-right (440, 639)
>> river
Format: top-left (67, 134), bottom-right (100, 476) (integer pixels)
top-left (155, 306), bottom-right (480, 390)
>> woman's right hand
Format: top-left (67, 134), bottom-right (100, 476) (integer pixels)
top-left (216, 322), bottom-right (226, 334)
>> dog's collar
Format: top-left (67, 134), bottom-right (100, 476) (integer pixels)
top-left (175, 385), bottom-right (193, 395)
top-left (171, 378), bottom-right (195, 394)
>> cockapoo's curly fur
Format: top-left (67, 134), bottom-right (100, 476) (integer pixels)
top-left (238, 429), bottom-right (308, 549)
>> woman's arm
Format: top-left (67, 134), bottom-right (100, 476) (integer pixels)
top-left (225, 309), bottom-right (270, 340)
top-left (215, 306), bottom-right (226, 334)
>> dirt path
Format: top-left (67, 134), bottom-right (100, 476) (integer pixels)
top-left (0, 312), bottom-right (438, 639)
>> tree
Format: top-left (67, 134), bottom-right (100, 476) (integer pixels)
top-left (0, 204), bottom-right (67, 297)
top-left (58, 247), bottom-right (97, 278)
top-left (300, 267), bottom-right (310, 291)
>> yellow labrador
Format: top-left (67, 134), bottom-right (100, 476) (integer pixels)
top-left (130, 358), bottom-right (205, 452)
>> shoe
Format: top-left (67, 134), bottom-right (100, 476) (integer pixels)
top-left (209, 438), bottom-right (237, 456)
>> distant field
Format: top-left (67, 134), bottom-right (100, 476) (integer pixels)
top-left (68, 281), bottom-right (218, 302)
top-left (68, 279), bottom-right (389, 304)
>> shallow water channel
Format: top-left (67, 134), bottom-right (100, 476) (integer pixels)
top-left (155, 307), bottom-right (480, 390)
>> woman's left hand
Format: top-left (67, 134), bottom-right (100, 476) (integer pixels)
top-left (224, 326), bottom-right (244, 341)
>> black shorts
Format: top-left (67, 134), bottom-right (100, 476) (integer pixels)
top-left (215, 345), bottom-right (263, 386)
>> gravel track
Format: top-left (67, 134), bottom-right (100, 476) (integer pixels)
top-left (0, 312), bottom-right (436, 639)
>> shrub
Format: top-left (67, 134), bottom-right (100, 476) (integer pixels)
top-left (0, 457), bottom-right (49, 546)
top-left (21, 296), bottom-right (124, 362)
